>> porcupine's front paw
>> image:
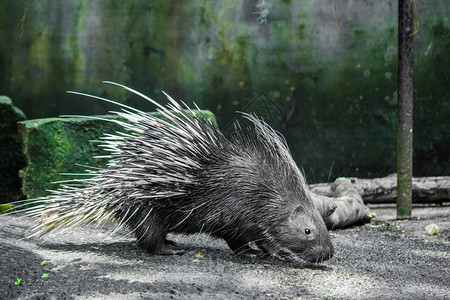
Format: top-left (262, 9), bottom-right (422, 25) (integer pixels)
top-left (271, 248), bottom-right (297, 261)
top-left (226, 238), bottom-right (264, 257)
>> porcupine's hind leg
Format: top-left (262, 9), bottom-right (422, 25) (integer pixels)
top-left (128, 211), bottom-right (185, 255)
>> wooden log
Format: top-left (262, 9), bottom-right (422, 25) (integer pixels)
top-left (312, 178), bottom-right (371, 229)
top-left (310, 174), bottom-right (450, 204)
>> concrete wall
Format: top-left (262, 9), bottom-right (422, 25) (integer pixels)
top-left (1, 0), bottom-right (449, 181)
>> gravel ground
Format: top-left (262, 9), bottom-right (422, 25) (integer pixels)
top-left (1, 206), bottom-right (449, 300)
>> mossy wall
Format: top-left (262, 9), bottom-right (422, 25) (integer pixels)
top-left (1, 0), bottom-right (449, 182)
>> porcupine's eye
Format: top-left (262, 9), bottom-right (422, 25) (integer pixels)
top-left (304, 228), bottom-right (311, 235)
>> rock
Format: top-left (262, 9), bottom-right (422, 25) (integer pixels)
top-left (0, 96), bottom-right (26, 203)
top-left (424, 224), bottom-right (439, 236)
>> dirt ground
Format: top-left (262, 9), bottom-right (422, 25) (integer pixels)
top-left (1, 204), bottom-right (449, 300)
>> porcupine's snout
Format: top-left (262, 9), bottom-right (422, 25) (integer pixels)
top-left (302, 237), bottom-right (334, 263)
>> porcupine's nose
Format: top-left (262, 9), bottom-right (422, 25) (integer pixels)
top-left (304, 241), bottom-right (334, 263)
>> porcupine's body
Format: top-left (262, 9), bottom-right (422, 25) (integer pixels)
top-left (23, 82), bottom-right (334, 263)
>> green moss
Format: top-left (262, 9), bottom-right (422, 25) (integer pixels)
top-left (296, 23), bottom-right (307, 40)
top-left (349, 24), bottom-right (366, 39)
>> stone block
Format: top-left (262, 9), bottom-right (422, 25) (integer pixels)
top-left (0, 96), bottom-right (26, 203)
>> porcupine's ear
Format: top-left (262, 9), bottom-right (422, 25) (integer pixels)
top-left (290, 205), bottom-right (306, 220)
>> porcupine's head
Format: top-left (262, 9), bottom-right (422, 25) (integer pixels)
top-left (234, 114), bottom-right (334, 263)
top-left (278, 202), bottom-right (335, 263)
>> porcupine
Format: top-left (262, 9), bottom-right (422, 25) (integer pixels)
top-left (18, 81), bottom-right (335, 263)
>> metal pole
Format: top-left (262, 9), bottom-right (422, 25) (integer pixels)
top-left (397, 0), bottom-right (414, 219)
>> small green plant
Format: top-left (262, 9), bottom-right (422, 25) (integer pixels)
top-left (41, 260), bottom-right (48, 266)
top-left (0, 204), bottom-right (14, 213)
top-left (41, 273), bottom-right (49, 279)
top-left (255, 0), bottom-right (272, 24)
top-left (14, 278), bottom-right (23, 286)
top-left (367, 211), bottom-right (377, 219)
